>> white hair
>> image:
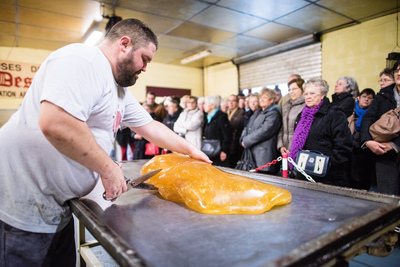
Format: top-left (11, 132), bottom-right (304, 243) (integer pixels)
top-left (205, 95), bottom-right (221, 109)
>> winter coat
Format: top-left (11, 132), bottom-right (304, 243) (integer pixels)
top-left (203, 109), bottom-right (232, 166)
top-left (294, 97), bottom-right (352, 186)
top-left (240, 105), bottom-right (281, 174)
top-left (228, 108), bottom-right (245, 155)
top-left (277, 95), bottom-right (305, 151)
top-left (163, 110), bottom-right (181, 131)
top-left (174, 107), bottom-right (204, 149)
top-left (331, 91), bottom-right (355, 117)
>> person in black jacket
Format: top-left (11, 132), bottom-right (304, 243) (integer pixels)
top-left (227, 94), bottom-right (245, 168)
top-left (290, 78), bottom-right (352, 186)
top-left (203, 95), bottom-right (232, 167)
top-left (240, 88), bottom-right (282, 174)
top-left (163, 98), bottom-right (181, 131)
top-left (360, 63), bottom-right (400, 195)
top-left (332, 76), bottom-right (359, 117)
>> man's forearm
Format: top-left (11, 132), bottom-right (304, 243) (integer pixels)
top-left (133, 120), bottom-right (195, 155)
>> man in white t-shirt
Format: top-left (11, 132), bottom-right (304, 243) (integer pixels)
top-left (0, 18), bottom-right (210, 266)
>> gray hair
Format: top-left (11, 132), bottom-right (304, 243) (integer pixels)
top-left (205, 95), bottom-right (221, 109)
top-left (197, 96), bottom-right (205, 104)
top-left (260, 87), bottom-right (276, 100)
top-left (303, 78), bottom-right (329, 96)
top-left (337, 76), bottom-right (359, 97)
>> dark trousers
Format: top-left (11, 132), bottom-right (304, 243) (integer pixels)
top-left (0, 218), bottom-right (76, 267)
top-left (350, 148), bottom-right (376, 190)
top-left (375, 151), bottom-right (400, 195)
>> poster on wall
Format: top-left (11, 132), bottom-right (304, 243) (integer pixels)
top-left (0, 61), bottom-right (40, 99)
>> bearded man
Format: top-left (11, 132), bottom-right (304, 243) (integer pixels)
top-left (0, 18), bottom-right (210, 266)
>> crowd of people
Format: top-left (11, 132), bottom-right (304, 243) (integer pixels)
top-left (0, 16), bottom-right (398, 265)
top-left (117, 64), bottom-right (400, 196)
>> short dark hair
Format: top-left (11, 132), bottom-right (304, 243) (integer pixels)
top-left (359, 88), bottom-right (375, 98)
top-left (380, 68), bottom-right (394, 79)
top-left (170, 98), bottom-right (180, 108)
top-left (105, 18), bottom-right (158, 50)
top-left (147, 91), bottom-right (156, 97)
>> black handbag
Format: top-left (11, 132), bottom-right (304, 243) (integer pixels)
top-left (295, 150), bottom-right (330, 177)
top-left (235, 148), bottom-right (256, 171)
top-left (201, 139), bottom-right (221, 158)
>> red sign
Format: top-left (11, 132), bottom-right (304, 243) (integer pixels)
top-left (0, 61), bottom-right (40, 98)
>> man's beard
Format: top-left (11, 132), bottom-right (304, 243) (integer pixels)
top-left (115, 55), bottom-right (140, 87)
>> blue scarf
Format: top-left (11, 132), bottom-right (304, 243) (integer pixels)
top-left (355, 101), bottom-right (367, 131)
top-left (207, 108), bottom-right (219, 123)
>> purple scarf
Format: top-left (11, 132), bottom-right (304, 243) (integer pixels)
top-left (289, 98), bottom-right (324, 169)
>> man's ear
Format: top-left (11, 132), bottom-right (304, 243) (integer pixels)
top-left (119, 36), bottom-right (131, 53)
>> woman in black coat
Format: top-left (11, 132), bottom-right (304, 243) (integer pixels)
top-left (203, 95), bottom-right (232, 167)
top-left (331, 76), bottom-right (358, 117)
top-left (290, 78), bottom-right (352, 186)
top-left (240, 88), bottom-right (282, 174)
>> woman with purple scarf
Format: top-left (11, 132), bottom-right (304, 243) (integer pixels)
top-left (289, 78), bottom-right (352, 186)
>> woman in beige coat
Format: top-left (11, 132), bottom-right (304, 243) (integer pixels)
top-left (277, 78), bottom-right (306, 155)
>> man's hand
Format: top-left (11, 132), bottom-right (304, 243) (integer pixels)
top-left (241, 141), bottom-right (246, 148)
top-left (101, 162), bottom-right (127, 200)
top-left (366, 140), bottom-right (387, 155)
top-left (188, 149), bottom-right (212, 164)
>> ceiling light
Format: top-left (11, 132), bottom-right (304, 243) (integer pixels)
top-left (84, 30), bottom-right (103, 46)
top-left (181, 50), bottom-right (212, 64)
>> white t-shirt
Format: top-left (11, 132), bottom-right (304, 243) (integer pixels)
top-left (0, 44), bottom-right (152, 233)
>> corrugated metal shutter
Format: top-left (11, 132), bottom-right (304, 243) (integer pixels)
top-left (238, 43), bottom-right (322, 90)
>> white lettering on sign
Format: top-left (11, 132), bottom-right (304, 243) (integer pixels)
top-left (313, 156), bottom-right (326, 174)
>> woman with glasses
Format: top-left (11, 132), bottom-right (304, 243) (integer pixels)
top-left (379, 68), bottom-right (394, 89)
top-left (277, 78), bottom-right (306, 156)
top-left (289, 78), bottom-right (352, 186)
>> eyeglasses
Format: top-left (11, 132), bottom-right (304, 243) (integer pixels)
top-left (187, 101), bottom-right (196, 104)
top-left (288, 87), bottom-right (300, 92)
top-left (380, 78), bottom-right (394, 83)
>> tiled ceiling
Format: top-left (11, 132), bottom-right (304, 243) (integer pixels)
top-left (0, 0), bottom-right (398, 68)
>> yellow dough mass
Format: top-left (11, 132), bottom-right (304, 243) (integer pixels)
top-left (141, 153), bottom-right (292, 214)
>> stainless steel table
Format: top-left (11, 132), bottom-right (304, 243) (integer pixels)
top-left (70, 160), bottom-right (400, 267)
